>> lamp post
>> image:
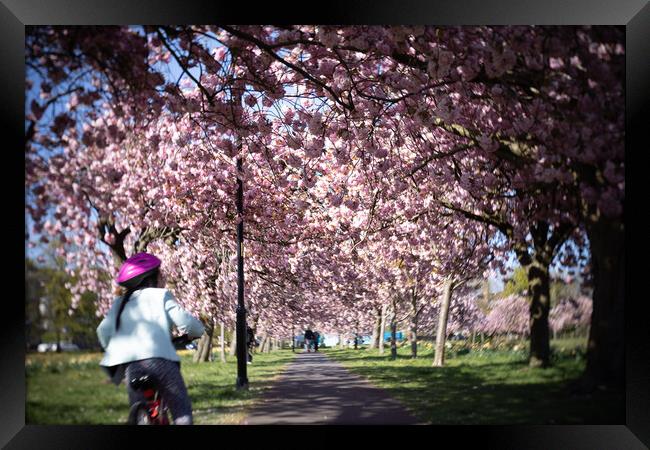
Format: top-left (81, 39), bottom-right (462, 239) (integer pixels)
top-left (233, 77), bottom-right (248, 390)
top-left (235, 151), bottom-right (249, 390)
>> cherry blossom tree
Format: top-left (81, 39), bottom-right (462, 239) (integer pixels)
top-left (550, 295), bottom-right (592, 337)
top-left (25, 25), bottom-right (623, 390)
top-left (483, 294), bottom-right (531, 338)
top-left (215, 24), bottom-right (622, 383)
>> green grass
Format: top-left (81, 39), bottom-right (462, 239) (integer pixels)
top-left (26, 349), bottom-right (296, 425)
top-left (322, 339), bottom-right (624, 425)
top-left (28, 339), bottom-right (624, 425)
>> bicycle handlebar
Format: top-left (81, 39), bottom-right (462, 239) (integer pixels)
top-left (171, 334), bottom-right (194, 350)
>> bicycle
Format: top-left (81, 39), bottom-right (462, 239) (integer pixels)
top-left (126, 334), bottom-right (193, 425)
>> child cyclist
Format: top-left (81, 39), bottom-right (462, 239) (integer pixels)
top-left (97, 252), bottom-right (205, 425)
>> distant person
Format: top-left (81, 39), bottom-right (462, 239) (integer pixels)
top-left (313, 331), bottom-right (320, 352)
top-left (246, 326), bottom-right (255, 364)
top-left (304, 328), bottom-right (315, 352)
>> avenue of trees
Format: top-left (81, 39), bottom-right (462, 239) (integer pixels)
top-left (25, 25), bottom-right (624, 391)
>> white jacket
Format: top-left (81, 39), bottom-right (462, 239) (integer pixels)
top-left (97, 287), bottom-right (205, 368)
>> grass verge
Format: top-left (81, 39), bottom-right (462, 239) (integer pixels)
top-left (322, 339), bottom-right (624, 425)
top-left (26, 349), bottom-right (295, 425)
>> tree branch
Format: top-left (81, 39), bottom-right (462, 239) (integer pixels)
top-left (220, 25), bottom-right (355, 112)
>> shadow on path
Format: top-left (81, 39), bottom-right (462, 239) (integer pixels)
top-left (242, 352), bottom-right (421, 425)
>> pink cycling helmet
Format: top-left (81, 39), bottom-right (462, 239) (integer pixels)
top-left (116, 252), bottom-right (162, 288)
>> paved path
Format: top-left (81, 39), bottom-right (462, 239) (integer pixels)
top-left (242, 352), bottom-right (421, 425)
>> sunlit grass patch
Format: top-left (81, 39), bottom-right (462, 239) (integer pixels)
top-left (27, 349), bottom-right (295, 425)
top-left (322, 339), bottom-right (623, 425)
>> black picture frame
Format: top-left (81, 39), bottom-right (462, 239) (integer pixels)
top-left (3, 0), bottom-right (648, 448)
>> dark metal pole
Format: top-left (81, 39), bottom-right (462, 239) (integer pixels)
top-left (235, 154), bottom-right (249, 390)
top-left (229, 56), bottom-right (248, 389)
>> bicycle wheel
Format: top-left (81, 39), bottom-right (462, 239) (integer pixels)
top-left (127, 401), bottom-right (152, 425)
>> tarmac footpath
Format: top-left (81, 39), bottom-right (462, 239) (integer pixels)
top-left (241, 351), bottom-right (421, 425)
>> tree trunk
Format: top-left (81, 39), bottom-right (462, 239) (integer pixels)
top-left (581, 216), bottom-right (625, 390)
top-left (354, 318), bottom-right (360, 350)
top-left (410, 293), bottom-right (418, 358)
top-left (193, 333), bottom-right (206, 362)
top-left (511, 221), bottom-right (569, 369)
top-left (229, 325), bottom-right (237, 356)
top-left (526, 255), bottom-right (552, 368)
top-left (433, 278), bottom-right (454, 367)
top-left (390, 300), bottom-right (398, 360)
top-left (206, 320), bottom-right (215, 361)
top-left (370, 306), bottom-right (382, 349)
top-left (219, 321), bottom-right (226, 363)
top-left (209, 334), bottom-right (215, 362)
top-left (194, 319), bottom-right (214, 363)
top-left (378, 304), bottom-right (387, 355)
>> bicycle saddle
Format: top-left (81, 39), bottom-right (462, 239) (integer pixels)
top-left (129, 375), bottom-right (155, 391)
